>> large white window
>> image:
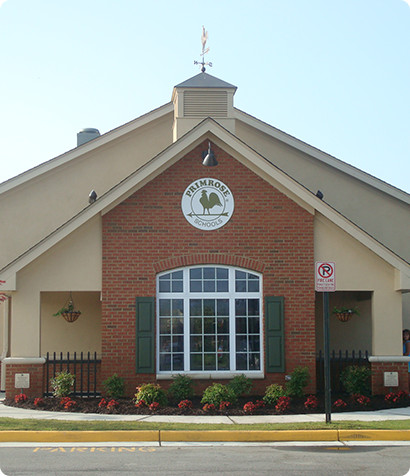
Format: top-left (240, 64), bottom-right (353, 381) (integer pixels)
top-left (157, 266), bottom-right (263, 377)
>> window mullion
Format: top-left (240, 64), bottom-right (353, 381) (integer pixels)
top-left (184, 296), bottom-right (190, 372)
top-left (229, 297), bottom-right (235, 371)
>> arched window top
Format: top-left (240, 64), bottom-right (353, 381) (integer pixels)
top-left (158, 266), bottom-right (261, 295)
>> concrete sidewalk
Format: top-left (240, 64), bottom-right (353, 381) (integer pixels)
top-left (0, 400), bottom-right (409, 443)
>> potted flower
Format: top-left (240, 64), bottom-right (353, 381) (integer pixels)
top-left (332, 306), bottom-right (359, 322)
top-left (54, 293), bottom-right (81, 323)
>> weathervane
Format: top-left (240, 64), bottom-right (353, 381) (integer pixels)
top-left (194, 26), bottom-right (212, 72)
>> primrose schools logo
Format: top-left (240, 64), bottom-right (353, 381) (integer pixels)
top-left (181, 178), bottom-right (234, 230)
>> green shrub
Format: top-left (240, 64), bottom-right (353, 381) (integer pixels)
top-left (50, 371), bottom-right (75, 398)
top-left (285, 366), bottom-right (310, 398)
top-left (263, 383), bottom-right (286, 406)
top-left (341, 365), bottom-right (371, 396)
top-left (102, 373), bottom-right (125, 399)
top-left (134, 383), bottom-right (167, 406)
top-left (168, 374), bottom-right (194, 403)
top-left (228, 374), bottom-right (253, 398)
top-left (201, 383), bottom-right (237, 407)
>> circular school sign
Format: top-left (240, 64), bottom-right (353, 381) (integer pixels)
top-left (181, 178), bottom-right (234, 230)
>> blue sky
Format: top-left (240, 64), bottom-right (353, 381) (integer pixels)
top-left (1, 0), bottom-right (409, 193)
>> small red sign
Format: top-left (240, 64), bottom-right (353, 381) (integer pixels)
top-left (315, 262), bottom-right (336, 292)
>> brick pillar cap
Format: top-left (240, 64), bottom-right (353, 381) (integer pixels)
top-left (369, 356), bottom-right (410, 363)
top-left (2, 357), bottom-right (46, 365)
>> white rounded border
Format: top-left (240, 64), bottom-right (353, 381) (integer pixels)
top-left (181, 178), bottom-right (234, 231)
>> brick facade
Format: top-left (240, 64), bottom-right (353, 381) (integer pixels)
top-left (101, 141), bottom-right (316, 396)
top-left (5, 364), bottom-right (44, 398)
top-left (370, 362), bottom-right (409, 394)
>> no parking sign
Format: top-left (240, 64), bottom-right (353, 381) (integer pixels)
top-left (315, 262), bottom-right (336, 292)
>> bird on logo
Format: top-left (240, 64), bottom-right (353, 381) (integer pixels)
top-left (199, 190), bottom-right (222, 215)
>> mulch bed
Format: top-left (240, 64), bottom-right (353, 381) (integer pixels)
top-left (4, 394), bottom-right (409, 417)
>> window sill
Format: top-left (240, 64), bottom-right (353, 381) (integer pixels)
top-left (156, 371), bottom-right (265, 380)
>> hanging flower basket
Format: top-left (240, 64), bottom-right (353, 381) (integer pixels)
top-left (54, 293), bottom-right (81, 323)
top-left (60, 310), bottom-right (81, 323)
top-left (333, 306), bottom-right (359, 323)
top-left (335, 312), bottom-right (352, 322)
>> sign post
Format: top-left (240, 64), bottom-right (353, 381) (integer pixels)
top-left (315, 262), bottom-right (336, 424)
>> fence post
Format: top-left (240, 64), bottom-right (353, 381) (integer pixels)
top-left (80, 352), bottom-right (84, 396)
top-left (45, 352), bottom-right (50, 396)
top-left (87, 352), bottom-right (90, 397)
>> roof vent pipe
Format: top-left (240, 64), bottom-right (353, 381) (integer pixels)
top-left (77, 128), bottom-right (100, 147)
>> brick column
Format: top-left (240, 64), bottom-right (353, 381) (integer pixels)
top-left (369, 358), bottom-right (409, 395)
top-left (2, 358), bottom-right (46, 399)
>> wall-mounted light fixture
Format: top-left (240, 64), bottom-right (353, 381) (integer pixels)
top-left (202, 141), bottom-right (218, 167)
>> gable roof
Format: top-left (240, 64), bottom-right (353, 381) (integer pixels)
top-left (234, 108), bottom-right (410, 204)
top-left (174, 72), bottom-right (237, 90)
top-left (0, 102), bottom-right (174, 194)
top-left (1, 117), bottom-right (409, 292)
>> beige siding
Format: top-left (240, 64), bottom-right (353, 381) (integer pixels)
top-left (9, 216), bottom-right (102, 357)
top-left (314, 213), bottom-right (403, 355)
top-left (0, 111), bottom-right (173, 270)
top-left (235, 120), bottom-right (410, 263)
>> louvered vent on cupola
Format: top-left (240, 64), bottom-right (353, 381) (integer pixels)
top-left (183, 90), bottom-right (228, 118)
top-left (172, 72), bottom-right (237, 141)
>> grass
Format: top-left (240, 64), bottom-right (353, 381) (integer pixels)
top-left (0, 417), bottom-right (409, 431)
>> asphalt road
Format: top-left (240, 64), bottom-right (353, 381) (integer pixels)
top-left (0, 444), bottom-right (409, 475)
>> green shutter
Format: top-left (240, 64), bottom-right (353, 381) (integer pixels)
top-left (265, 296), bottom-right (285, 373)
top-left (135, 297), bottom-right (155, 373)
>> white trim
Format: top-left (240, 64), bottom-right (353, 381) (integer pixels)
top-left (2, 357), bottom-right (46, 365)
top-left (157, 372), bottom-right (265, 380)
top-left (0, 298), bottom-right (10, 391)
top-left (368, 356), bottom-right (410, 363)
top-left (234, 108), bottom-right (410, 204)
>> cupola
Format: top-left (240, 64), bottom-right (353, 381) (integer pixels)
top-left (172, 72), bottom-right (237, 141)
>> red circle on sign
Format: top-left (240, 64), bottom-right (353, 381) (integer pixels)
top-left (318, 263), bottom-right (334, 278)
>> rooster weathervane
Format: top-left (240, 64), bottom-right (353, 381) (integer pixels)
top-left (194, 26), bottom-right (212, 72)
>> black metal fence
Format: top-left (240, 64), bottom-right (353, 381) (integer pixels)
top-left (44, 352), bottom-right (101, 397)
top-left (316, 350), bottom-right (370, 394)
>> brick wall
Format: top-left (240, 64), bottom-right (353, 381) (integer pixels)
top-left (102, 141), bottom-right (315, 396)
top-left (5, 364), bottom-right (44, 398)
top-left (370, 362), bottom-right (409, 394)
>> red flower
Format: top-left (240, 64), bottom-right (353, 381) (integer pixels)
top-left (60, 397), bottom-right (72, 406)
top-left (149, 402), bottom-right (160, 411)
top-left (178, 400), bottom-right (193, 409)
top-left (219, 401), bottom-right (231, 411)
top-left (202, 403), bottom-right (216, 412)
top-left (333, 399), bottom-right (347, 408)
top-left (63, 399), bottom-right (76, 410)
top-left (275, 396), bottom-right (291, 413)
top-left (34, 397), bottom-right (44, 407)
top-left (135, 399), bottom-right (146, 409)
top-left (353, 394), bottom-right (370, 406)
top-left (243, 401), bottom-right (257, 414)
top-left (14, 393), bottom-right (28, 404)
top-left (385, 391), bottom-right (409, 405)
top-left (98, 398), bottom-right (107, 408)
top-left (255, 400), bottom-right (266, 409)
top-left (304, 395), bottom-right (318, 410)
top-left (106, 399), bottom-right (119, 410)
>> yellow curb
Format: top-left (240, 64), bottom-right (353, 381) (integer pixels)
top-left (338, 430), bottom-right (410, 441)
top-left (160, 430), bottom-right (339, 442)
top-left (0, 431), bottom-right (159, 443)
top-left (0, 430), bottom-right (409, 443)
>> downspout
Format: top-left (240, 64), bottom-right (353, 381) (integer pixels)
top-left (0, 296), bottom-right (10, 391)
